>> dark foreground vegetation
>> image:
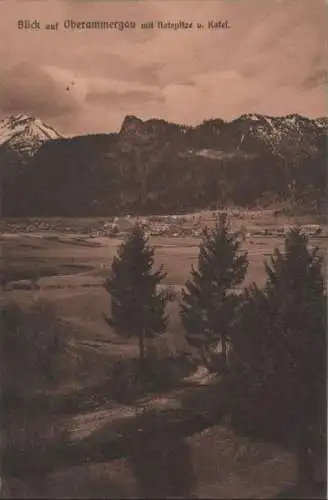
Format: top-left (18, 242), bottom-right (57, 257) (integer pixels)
top-left (1, 217), bottom-right (326, 498)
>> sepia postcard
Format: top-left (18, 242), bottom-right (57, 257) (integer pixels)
top-left (0, 0), bottom-right (327, 498)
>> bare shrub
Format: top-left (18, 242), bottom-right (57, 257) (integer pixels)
top-left (1, 299), bottom-right (77, 397)
top-left (1, 300), bottom-right (73, 493)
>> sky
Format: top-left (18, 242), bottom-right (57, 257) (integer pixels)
top-left (0, 0), bottom-right (327, 136)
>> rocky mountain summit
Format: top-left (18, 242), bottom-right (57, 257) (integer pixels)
top-left (118, 112), bottom-right (326, 158)
top-left (0, 113), bottom-right (62, 157)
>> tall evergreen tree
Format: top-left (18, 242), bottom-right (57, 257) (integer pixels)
top-left (180, 213), bottom-right (248, 372)
top-left (229, 283), bottom-right (280, 436)
top-left (264, 227), bottom-right (326, 485)
top-left (229, 227), bottom-right (326, 489)
top-left (105, 224), bottom-right (168, 375)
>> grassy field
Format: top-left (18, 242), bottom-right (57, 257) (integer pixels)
top-left (1, 211), bottom-right (326, 345)
top-left (1, 213), bottom-right (326, 393)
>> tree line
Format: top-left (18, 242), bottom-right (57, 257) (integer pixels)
top-left (105, 215), bottom-right (326, 491)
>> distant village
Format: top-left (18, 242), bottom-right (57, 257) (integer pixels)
top-left (1, 210), bottom-right (324, 240)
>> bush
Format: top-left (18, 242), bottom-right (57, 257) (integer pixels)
top-left (1, 300), bottom-right (76, 397)
top-left (3, 407), bottom-right (69, 460)
top-left (146, 342), bottom-right (196, 390)
top-left (109, 351), bottom-right (195, 404)
top-left (5, 278), bottom-right (40, 291)
top-left (0, 301), bottom-right (72, 491)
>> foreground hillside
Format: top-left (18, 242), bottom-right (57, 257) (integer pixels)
top-left (1, 113), bottom-right (326, 216)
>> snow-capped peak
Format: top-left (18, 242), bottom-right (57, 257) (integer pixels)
top-left (0, 113), bottom-right (62, 156)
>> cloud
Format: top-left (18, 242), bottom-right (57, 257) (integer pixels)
top-left (302, 69), bottom-right (328, 89)
top-left (86, 89), bottom-right (163, 106)
top-left (42, 63), bottom-right (162, 109)
top-left (0, 62), bottom-right (80, 118)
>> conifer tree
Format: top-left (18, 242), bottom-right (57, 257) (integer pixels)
top-left (264, 227), bottom-right (326, 485)
top-left (105, 224), bottom-right (168, 375)
top-left (180, 213), bottom-right (248, 372)
top-left (230, 227), bottom-right (326, 488)
top-left (228, 283), bottom-right (277, 435)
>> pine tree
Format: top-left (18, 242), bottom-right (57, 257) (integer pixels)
top-left (230, 227), bottom-right (326, 488)
top-left (228, 283), bottom-right (279, 436)
top-left (264, 226), bottom-right (326, 486)
top-left (104, 224), bottom-right (168, 376)
top-left (180, 213), bottom-right (248, 373)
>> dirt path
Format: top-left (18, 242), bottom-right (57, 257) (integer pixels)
top-left (68, 375), bottom-right (220, 441)
top-left (3, 377), bottom-right (224, 481)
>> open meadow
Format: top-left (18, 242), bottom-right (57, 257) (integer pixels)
top-left (1, 210), bottom-right (327, 374)
top-left (2, 209), bottom-right (326, 307)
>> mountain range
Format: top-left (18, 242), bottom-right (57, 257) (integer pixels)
top-left (1, 112), bottom-right (326, 217)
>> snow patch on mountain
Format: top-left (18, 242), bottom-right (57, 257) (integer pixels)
top-left (231, 113), bottom-right (325, 156)
top-left (315, 117), bottom-right (328, 129)
top-left (0, 113), bottom-right (62, 156)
